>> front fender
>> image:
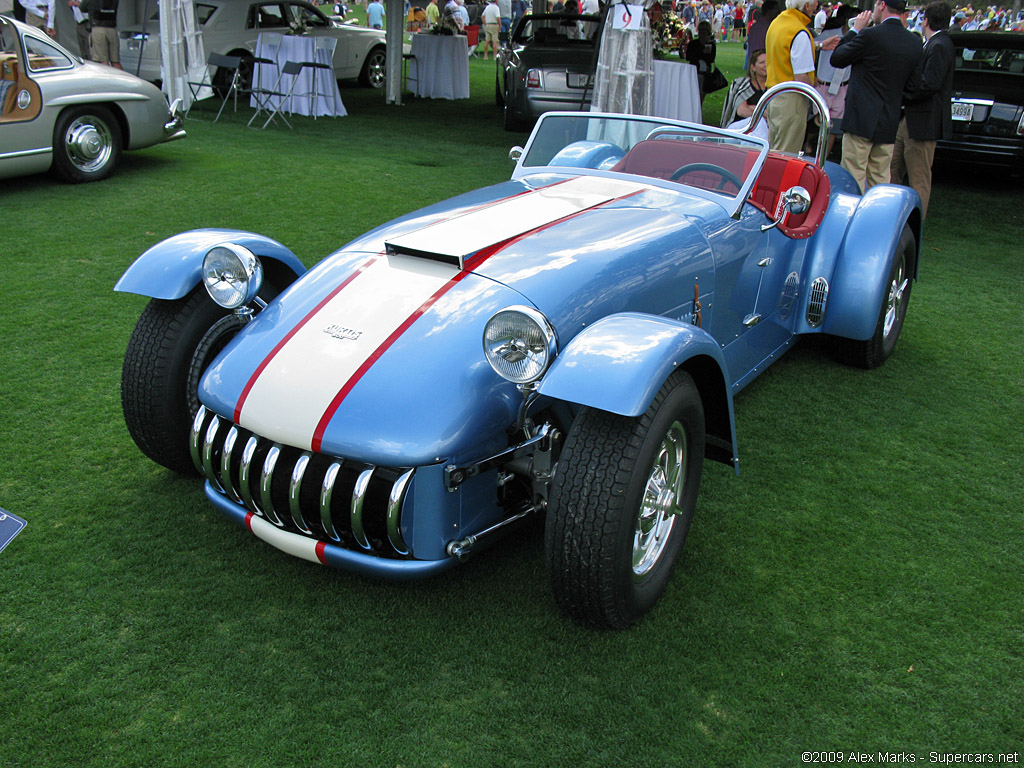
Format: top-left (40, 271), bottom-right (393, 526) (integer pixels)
top-left (539, 312), bottom-right (738, 470)
top-left (822, 185), bottom-right (921, 341)
top-left (114, 229), bottom-right (307, 300)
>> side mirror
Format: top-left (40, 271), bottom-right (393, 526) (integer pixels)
top-left (508, 146), bottom-right (523, 163)
top-left (761, 186), bottom-right (811, 232)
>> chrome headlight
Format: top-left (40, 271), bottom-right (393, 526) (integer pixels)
top-left (483, 306), bottom-right (557, 384)
top-left (202, 243), bottom-right (263, 309)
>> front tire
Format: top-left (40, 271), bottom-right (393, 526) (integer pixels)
top-left (359, 46), bottom-right (386, 88)
top-left (836, 224), bottom-right (915, 369)
top-left (546, 370), bottom-right (705, 629)
top-left (121, 287), bottom-right (245, 474)
top-left (50, 105), bottom-right (123, 183)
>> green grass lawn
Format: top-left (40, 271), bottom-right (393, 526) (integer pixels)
top-left (1, 50), bottom-right (1022, 767)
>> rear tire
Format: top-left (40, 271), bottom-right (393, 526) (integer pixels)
top-left (50, 105), bottom-right (122, 183)
top-left (360, 46), bottom-right (386, 88)
top-left (546, 371), bottom-right (705, 629)
top-left (836, 224), bottom-right (915, 369)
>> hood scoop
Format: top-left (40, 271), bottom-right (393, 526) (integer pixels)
top-left (384, 175), bottom-right (648, 269)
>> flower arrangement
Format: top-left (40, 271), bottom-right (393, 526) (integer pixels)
top-left (651, 10), bottom-right (685, 56)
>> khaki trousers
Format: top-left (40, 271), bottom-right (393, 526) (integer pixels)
top-left (890, 118), bottom-right (936, 220)
top-left (841, 132), bottom-right (894, 194)
top-left (767, 92), bottom-right (809, 156)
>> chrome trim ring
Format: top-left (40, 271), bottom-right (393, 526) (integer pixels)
top-left (259, 444), bottom-right (285, 527)
top-left (883, 257), bottom-right (909, 340)
top-left (320, 461), bottom-right (343, 542)
top-left (386, 469), bottom-right (414, 556)
top-left (632, 420), bottom-right (685, 578)
top-left (64, 115), bottom-right (114, 173)
top-left (239, 434), bottom-right (261, 515)
top-left (288, 451), bottom-right (314, 534)
top-left (350, 467), bottom-right (374, 550)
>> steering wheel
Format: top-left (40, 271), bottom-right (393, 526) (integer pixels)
top-left (668, 163), bottom-right (743, 191)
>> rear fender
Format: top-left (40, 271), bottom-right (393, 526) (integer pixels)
top-left (821, 185), bottom-right (922, 341)
top-left (539, 313), bottom-right (738, 470)
top-left (113, 229), bottom-right (306, 300)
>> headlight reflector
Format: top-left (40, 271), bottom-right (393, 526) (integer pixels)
top-left (202, 243), bottom-right (263, 309)
top-left (483, 306), bottom-right (556, 384)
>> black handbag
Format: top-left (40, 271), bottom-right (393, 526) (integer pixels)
top-left (704, 66), bottom-right (729, 93)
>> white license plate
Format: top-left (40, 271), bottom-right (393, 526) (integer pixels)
top-left (567, 72), bottom-right (592, 88)
top-left (951, 101), bottom-right (974, 121)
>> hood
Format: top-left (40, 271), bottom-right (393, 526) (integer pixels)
top-left (200, 174), bottom-right (715, 467)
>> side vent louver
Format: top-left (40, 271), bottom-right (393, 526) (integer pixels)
top-left (806, 277), bottom-right (829, 327)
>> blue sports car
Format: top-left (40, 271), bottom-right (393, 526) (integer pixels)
top-left (116, 83), bottom-right (921, 628)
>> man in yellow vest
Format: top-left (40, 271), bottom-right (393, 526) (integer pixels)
top-left (764, 0), bottom-right (819, 154)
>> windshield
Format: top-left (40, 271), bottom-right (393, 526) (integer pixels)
top-left (517, 113), bottom-right (767, 204)
top-left (513, 13), bottom-right (602, 46)
top-left (956, 44), bottom-right (1024, 74)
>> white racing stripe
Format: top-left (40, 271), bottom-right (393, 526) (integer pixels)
top-left (237, 254), bottom-right (458, 450)
top-left (385, 176), bottom-right (649, 266)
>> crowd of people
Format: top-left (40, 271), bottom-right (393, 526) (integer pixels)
top-left (684, 0), bottom-right (1010, 219)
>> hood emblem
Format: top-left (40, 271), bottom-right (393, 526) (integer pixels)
top-left (324, 324), bottom-right (362, 341)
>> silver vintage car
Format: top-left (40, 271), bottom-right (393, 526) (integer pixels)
top-left (119, 0), bottom-right (389, 89)
top-left (1, 15), bottom-right (185, 183)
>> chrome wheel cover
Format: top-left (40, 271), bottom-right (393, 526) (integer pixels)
top-left (632, 420), bottom-right (686, 578)
top-left (367, 52), bottom-right (385, 87)
top-left (883, 255), bottom-right (909, 339)
top-left (64, 116), bottom-right (113, 173)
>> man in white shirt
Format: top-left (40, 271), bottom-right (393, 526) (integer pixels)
top-left (813, 3), bottom-right (827, 32)
top-left (18, 0), bottom-right (56, 34)
top-left (481, 0), bottom-right (500, 59)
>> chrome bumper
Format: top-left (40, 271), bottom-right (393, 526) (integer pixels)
top-left (163, 98), bottom-right (186, 142)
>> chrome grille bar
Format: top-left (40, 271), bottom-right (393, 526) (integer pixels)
top-left (190, 406), bottom-right (207, 475)
top-left (259, 444), bottom-right (285, 527)
top-left (239, 434), bottom-right (261, 515)
top-left (386, 469), bottom-right (414, 555)
top-left (219, 425), bottom-right (243, 503)
top-left (202, 415), bottom-right (224, 492)
top-left (319, 461), bottom-right (343, 542)
top-left (350, 466), bottom-right (374, 550)
top-left (288, 451), bottom-right (313, 534)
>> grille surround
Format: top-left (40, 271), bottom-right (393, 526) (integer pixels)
top-left (190, 406), bottom-right (414, 558)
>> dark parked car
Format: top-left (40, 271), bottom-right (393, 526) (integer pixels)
top-left (937, 31), bottom-right (1024, 171)
top-left (498, 12), bottom-right (601, 131)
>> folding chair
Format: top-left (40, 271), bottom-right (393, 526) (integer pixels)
top-left (465, 25), bottom-right (480, 57)
top-left (247, 60), bottom-right (303, 129)
top-left (187, 52), bottom-right (243, 121)
top-left (296, 36), bottom-right (337, 119)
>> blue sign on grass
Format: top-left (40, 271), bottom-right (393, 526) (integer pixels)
top-left (0, 508), bottom-right (27, 554)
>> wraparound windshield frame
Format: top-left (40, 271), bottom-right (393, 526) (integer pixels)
top-left (512, 111), bottom-right (769, 219)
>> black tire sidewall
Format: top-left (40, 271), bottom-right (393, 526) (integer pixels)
top-left (51, 105), bottom-right (123, 183)
top-left (878, 226), bottom-right (915, 361)
top-left (611, 375), bottom-right (705, 622)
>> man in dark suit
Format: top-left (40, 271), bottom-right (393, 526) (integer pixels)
top-left (890, 0), bottom-right (954, 220)
top-left (822, 0), bottom-right (923, 192)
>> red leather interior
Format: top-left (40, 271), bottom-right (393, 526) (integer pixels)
top-left (609, 139), bottom-right (830, 239)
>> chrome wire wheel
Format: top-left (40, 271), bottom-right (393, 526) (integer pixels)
top-left (883, 253), bottom-right (909, 340)
top-left (633, 420), bottom-right (686, 578)
top-left (64, 116), bottom-right (114, 174)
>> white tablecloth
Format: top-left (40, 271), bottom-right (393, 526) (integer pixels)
top-left (408, 34), bottom-right (470, 100)
top-left (251, 33), bottom-right (347, 117)
top-left (651, 60), bottom-right (701, 124)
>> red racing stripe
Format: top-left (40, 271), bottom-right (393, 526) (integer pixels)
top-left (233, 255), bottom-right (379, 424)
top-left (315, 541), bottom-right (327, 565)
top-left (309, 187), bottom-right (647, 453)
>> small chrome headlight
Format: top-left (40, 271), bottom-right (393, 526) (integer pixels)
top-left (202, 243), bottom-right (263, 309)
top-left (483, 306), bottom-right (557, 384)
